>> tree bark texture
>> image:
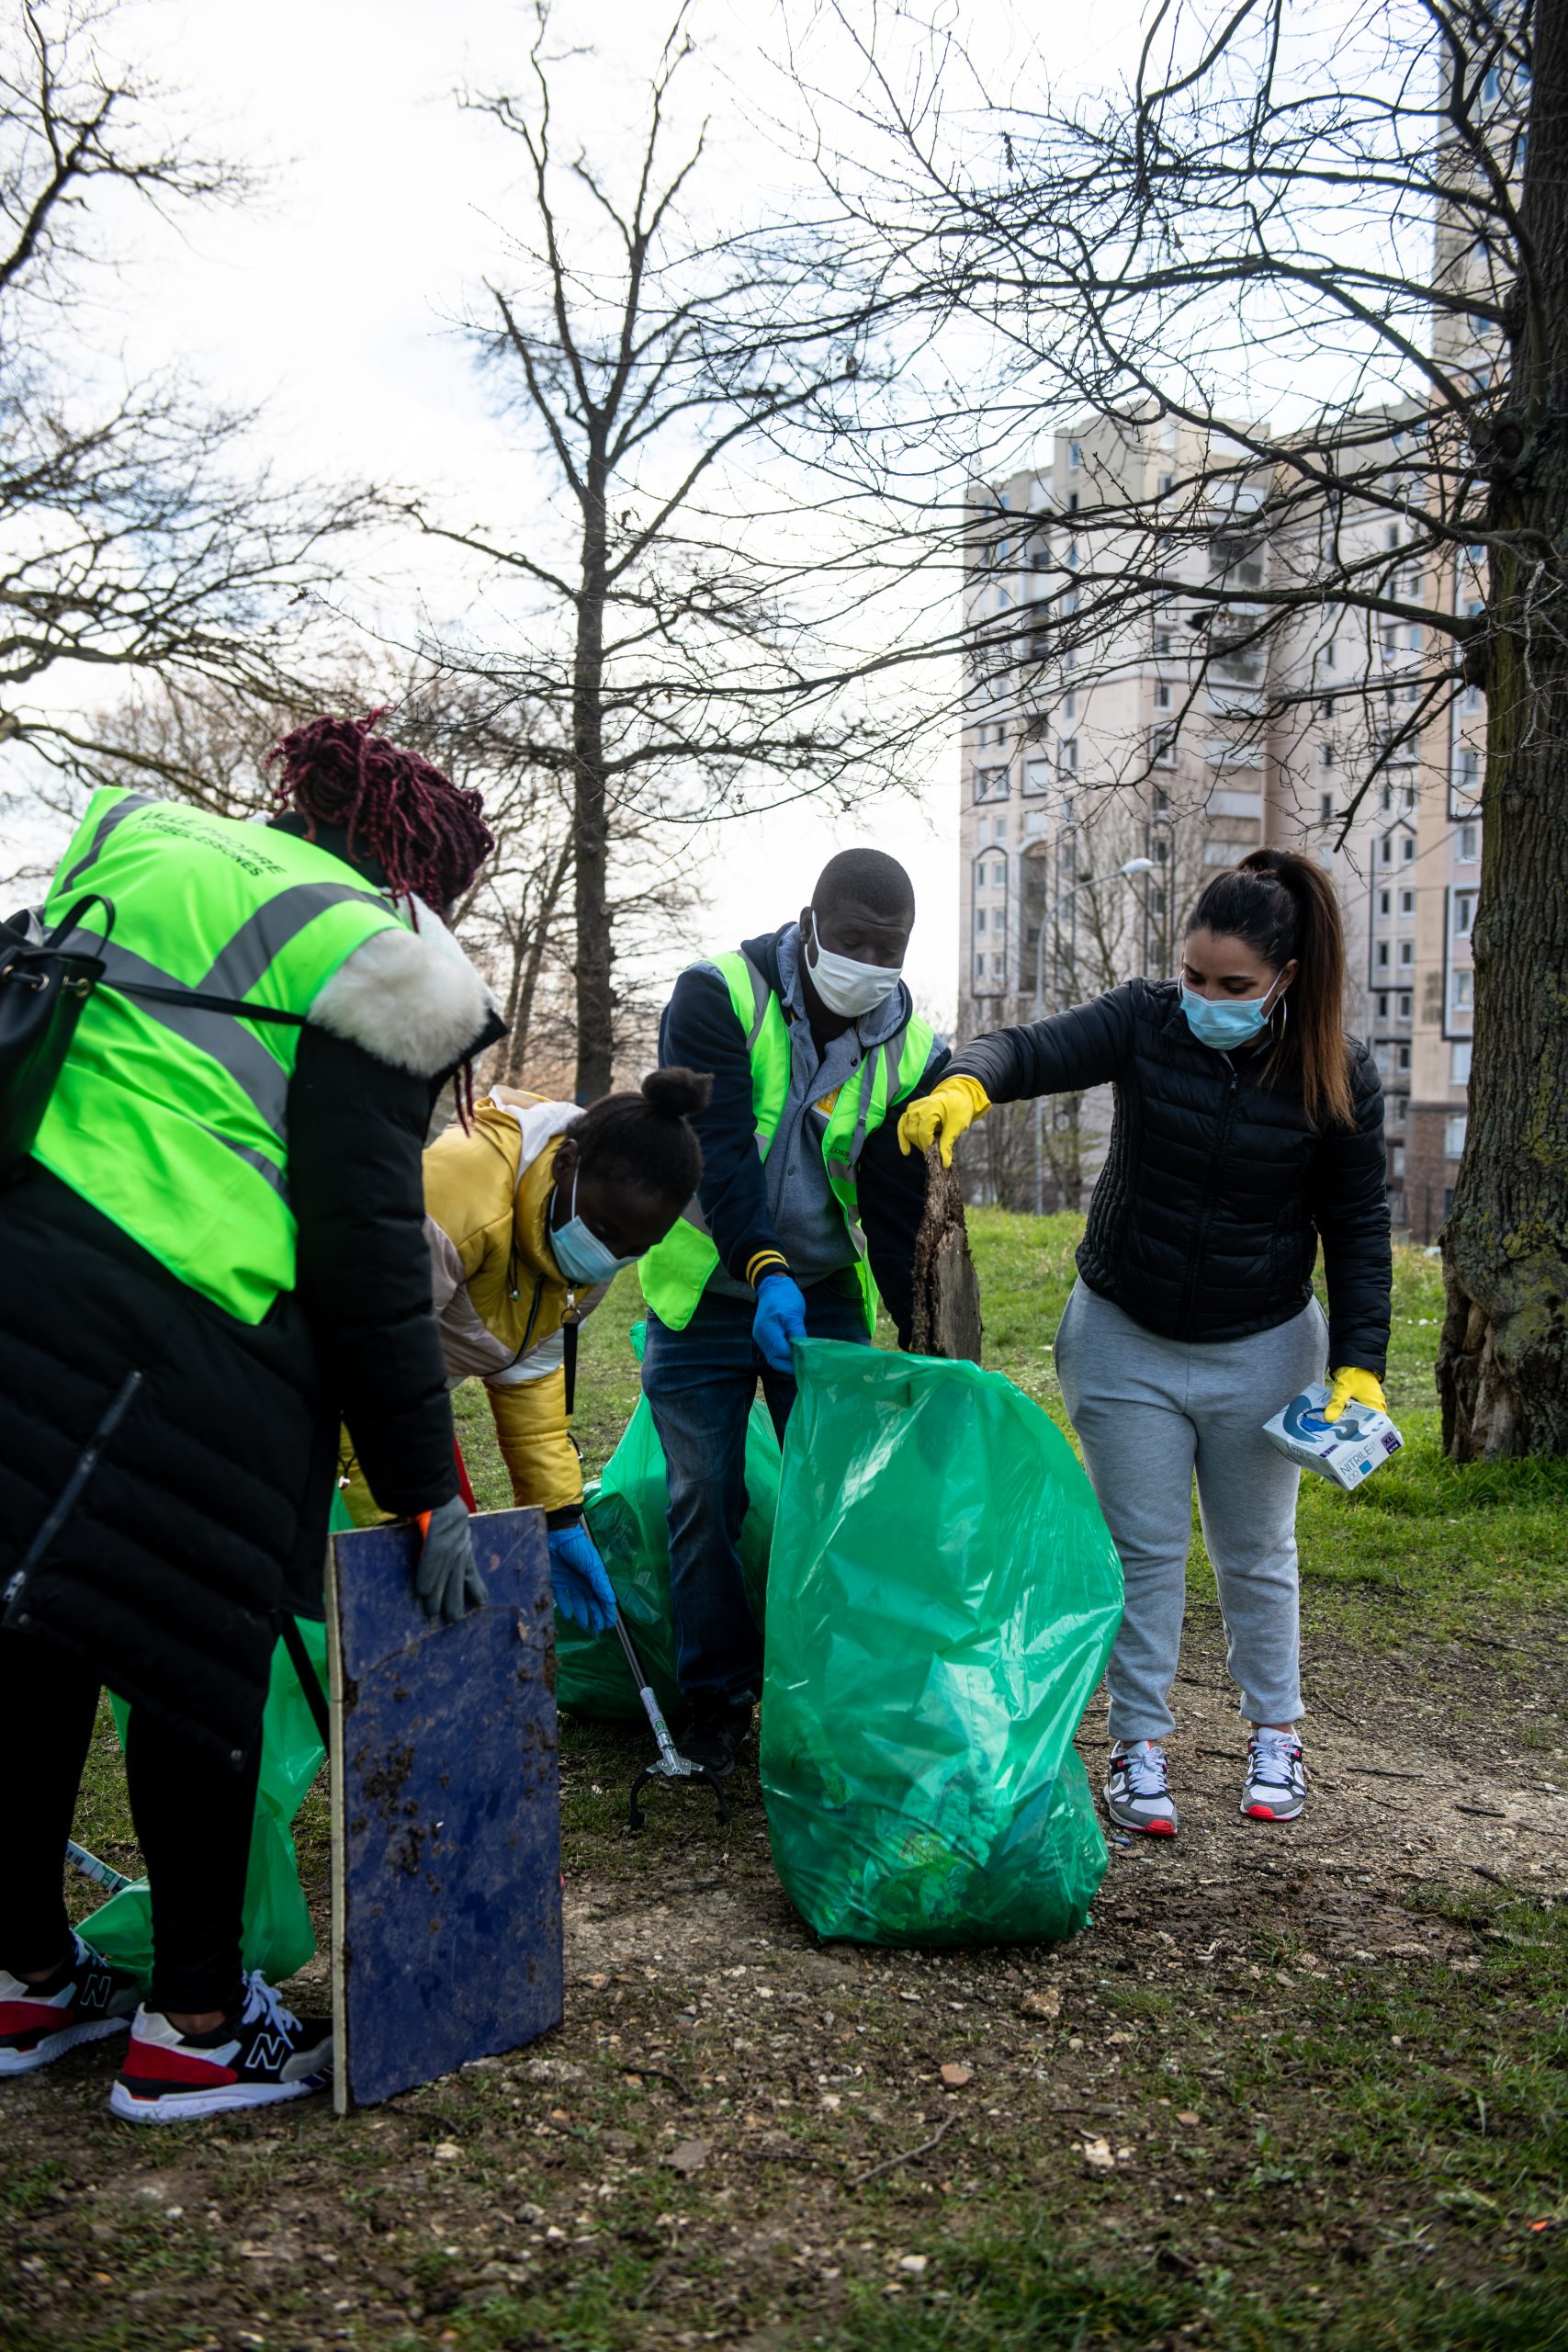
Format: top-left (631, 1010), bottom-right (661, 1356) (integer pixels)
top-left (572, 450), bottom-right (615, 1104)
top-left (910, 1148), bottom-right (984, 1364)
top-left (1438, 0), bottom-right (1568, 1458)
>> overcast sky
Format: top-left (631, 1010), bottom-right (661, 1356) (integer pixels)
top-left (7, 0), bottom-right (1151, 1023)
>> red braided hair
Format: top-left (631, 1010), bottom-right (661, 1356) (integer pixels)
top-left (265, 710), bottom-right (494, 913)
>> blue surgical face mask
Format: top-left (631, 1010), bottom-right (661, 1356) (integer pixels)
top-left (550, 1170), bottom-right (637, 1288)
top-left (1179, 977), bottom-right (1283, 1051)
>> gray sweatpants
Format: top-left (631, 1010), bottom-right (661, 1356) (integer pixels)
top-left (1054, 1280), bottom-right (1327, 1742)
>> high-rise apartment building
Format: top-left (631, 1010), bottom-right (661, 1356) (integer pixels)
top-left (956, 411), bottom-right (1477, 1237)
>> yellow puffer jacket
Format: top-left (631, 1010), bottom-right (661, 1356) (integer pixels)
top-left (423, 1088), bottom-right (611, 1515)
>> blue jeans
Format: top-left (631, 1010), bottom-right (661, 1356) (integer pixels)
top-left (642, 1277), bottom-right (869, 1711)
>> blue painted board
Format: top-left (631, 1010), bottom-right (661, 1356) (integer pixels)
top-left (329, 1509), bottom-right (562, 2109)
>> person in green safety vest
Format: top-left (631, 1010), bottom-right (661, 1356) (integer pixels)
top-left (638, 847), bottom-right (950, 1778)
top-left (0, 713), bottom-right (505, 2123)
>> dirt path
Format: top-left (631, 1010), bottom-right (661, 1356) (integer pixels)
top-left (4, 1613), bottom-right (1563, 2352)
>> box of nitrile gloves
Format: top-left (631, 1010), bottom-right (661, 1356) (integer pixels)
top-left (1263, 1384), bottom-right (1404, 1491)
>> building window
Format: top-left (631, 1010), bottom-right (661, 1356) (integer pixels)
top-left (1402, 836), bottom-right (1416, 863)
top-left (1318, 741), bottom-right (1336, 768)
top-left (1398, 940), bottom-right (1415, 966)
top-left (1157, 470), bottom-right (1175, 496)
top-left (1379, 836), bottom-right (1392, 864)
top-left (1445, 1113), bottom-right (1469, 1158)
top-left (1400, 888), bottom-right (1416, 916)
top-left (1376, 941), bottom-right (1390, 969)
top-left (1324, 640), bottom-right (1337, 669)
top-left (1377, 991), bottom-right (1390, 1017)
top-left (1455, 746), bottom-right (1481, 792)
top-left (1458, 821), bottom-right (1479, 862)
top-left (1068, 440), bottom-right (1082, 468)
top-left (974, 765), bottom-right (1010, 802)
top-left (1379, 889), bottom-right (1391, 916)
top-left (1022, 758), bottom-right (1051, 797)
top-left (1451, 969), bottom-right (1473, 1012)
top-left (975, 909), bottom-right (987, 933)
top-left (1155, 682), bottom-right (1172, 709)
top-left (1064, 693), bottom-right (1077, 718)
top-left (1454, 890), bottom-right (1476, 936)
top-left (1396, 1040), bottom-right (1411, 1072)
top-left (1058, 737), bottom-right (1079, 776)
top-left (1450, 1040), bottom-right (1472, 1084)
top-left (1151, 728), bottom-right (1178, 769)
top-left (1391, 1141), bottom-right (1406, 1178)
top-left (1154, 786), bottom-right (1170, 813)
top-left (1389, 1093), bottom-right (1408, 1129)
top-left (1398, 991), bottom-right (1412, 1018)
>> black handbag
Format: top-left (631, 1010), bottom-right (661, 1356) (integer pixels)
top-left (0, 895), bottom-right (116, 1186)
top-left (0, 892), bottom-right (310, 1187)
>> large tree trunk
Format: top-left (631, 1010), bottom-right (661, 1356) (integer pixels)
top-left (1437, 0), bottom-right (1568, 1459)
top-left (572, 449), bottom-right (615, 1103)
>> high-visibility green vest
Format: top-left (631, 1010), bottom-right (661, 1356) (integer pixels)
top-left (35, 789), bottom-right (412, 1324)
top-left (638, 949), bottom-right (935, 1334)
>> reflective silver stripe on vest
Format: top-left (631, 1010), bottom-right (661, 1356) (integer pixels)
top-left (737, 953), bottom-right (771, 1052)
top-left (93, 940), bottom-right (292, 1143)
top-left (57, 794), bottom-right (155, 892)
top-left (827, 1030), bottom-right (907, 1187)
top-left (220, 1133), bottom-right (290, 1198)
top-left (201, 881), bottom-right (392, 998)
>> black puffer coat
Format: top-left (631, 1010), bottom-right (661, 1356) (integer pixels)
top-left (951, 978), bottom-right (1392, 1374)
top-left (0, 834), bottom-right (502, 1766)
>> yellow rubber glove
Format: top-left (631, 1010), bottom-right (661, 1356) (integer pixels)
top-left (897, 1075), bottom-right (991, 1168)
top-left (1323, 1366), bottom-right (1388, 1422)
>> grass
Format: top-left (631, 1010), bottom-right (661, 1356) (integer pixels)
top-left (24, 1209), bottom-right (1568, 2352)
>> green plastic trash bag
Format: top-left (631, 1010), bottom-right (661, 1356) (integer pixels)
top-left (760, 1340), bottom-right (1124, 1947)
top-left (85, 1504), bottom-right (344, 1983)
top-left (557, 1328), bottom-right (782, 1722)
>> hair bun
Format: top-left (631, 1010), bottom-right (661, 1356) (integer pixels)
top-left (639, 1066), bottom-right (712, 1120)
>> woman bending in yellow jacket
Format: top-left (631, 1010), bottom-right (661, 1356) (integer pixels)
top-left (423, 1069), bottom-right (710, 1632)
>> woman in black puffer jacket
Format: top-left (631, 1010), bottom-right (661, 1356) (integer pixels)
top-left (900, 849), bottom-right (1392, 1840)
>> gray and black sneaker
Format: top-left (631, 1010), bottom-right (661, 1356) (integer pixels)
top-left (1241, 1728), bottom-right (1306, 1823)
top-left (1104, 1739), bottom-right (1179, 1838)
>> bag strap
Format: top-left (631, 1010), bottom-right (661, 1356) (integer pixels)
top-left (111, 979), bottom-right (308, 1028)
top-left (278, 1615), bottom-right (333, 1748)
top-left (43, 893), bottom-right (116, 953)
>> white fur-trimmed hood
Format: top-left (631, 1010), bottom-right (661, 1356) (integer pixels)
top-left (309, 898), bottom-right (497, 1078)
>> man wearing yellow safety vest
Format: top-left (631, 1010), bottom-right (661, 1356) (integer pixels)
top-left (639, 848), bottom-right (947, 1777)
top-left (0, 714), bottom-right (502, 2123)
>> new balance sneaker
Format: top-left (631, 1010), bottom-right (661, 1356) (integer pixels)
top-left (1241, 1727), bottom-right (1307, 1823)
top-left (1105, 1739), bottom-right (1179, 1837)
top-left (108, 1971), bottom-right (332, 2123)
top-left (0, 1932), bottom-right (141, 2075)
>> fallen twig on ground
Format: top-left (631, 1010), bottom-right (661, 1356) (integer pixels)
top-left (847, 2116), bottom-right (957, 2190)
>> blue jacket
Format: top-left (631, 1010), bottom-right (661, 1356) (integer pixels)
top-left (657, 924), bottom-right (948, 1345)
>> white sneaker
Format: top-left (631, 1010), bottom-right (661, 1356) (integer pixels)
top-left (1241, 1728), bottom-right (1306, 1822)
top-left (1105, 1739), bottom-right (1179, 1837)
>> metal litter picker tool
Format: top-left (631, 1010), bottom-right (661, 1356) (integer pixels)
top-left (615, 1615), bottom-right (731, 1832)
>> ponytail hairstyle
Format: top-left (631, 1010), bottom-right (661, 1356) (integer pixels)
top-left (1184, 848), bottom-right (1355, 1128)
top-left (266, 710), bottom-right (494, 915)
top-left (570, 1067), bottom-right (712, 1206)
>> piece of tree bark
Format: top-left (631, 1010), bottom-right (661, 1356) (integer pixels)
top-left (910, 1145), bottom-right (984, 1364)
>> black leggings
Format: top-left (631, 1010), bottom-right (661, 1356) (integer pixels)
top-left (0, 1630), bottom-right (262, 2016)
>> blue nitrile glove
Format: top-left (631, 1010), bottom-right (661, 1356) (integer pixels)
top-left (752, 1271), bottom-right (807, 1374)
top-left (549, 1520), bottom-right (617, 1634)
top-left (413, 1495), bottom-right (487, 1624)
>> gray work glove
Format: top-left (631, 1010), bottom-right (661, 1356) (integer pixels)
top-left (413, 1496), bottom-right (487, 1623)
